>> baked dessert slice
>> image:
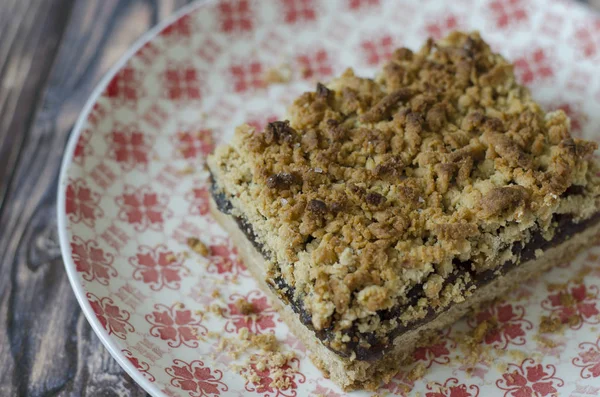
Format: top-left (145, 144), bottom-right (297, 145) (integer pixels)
top-left (207, 31), bottom-right (600, 390)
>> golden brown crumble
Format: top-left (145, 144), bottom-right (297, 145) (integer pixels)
top-left (208, 32), bottom-right (600, 344)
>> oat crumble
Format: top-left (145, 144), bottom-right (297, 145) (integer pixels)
top-left (207, 31), bottom-right (600, 389)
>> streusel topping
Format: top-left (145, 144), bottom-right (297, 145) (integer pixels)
top-left (208, 32), bottom-right (600, 334)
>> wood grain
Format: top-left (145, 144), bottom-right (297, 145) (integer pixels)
top-left (0, 1), bottom-right (192, 395)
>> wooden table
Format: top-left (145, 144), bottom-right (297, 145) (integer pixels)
top-left (0, 1), bottom-right (193, 395)
top-left (0, 0), bottom-right (597, 395)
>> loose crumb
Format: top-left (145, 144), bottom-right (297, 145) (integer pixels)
top-left (187, 237), bottom-right (210, 257)
top-left (546, 282), bottom-right (568, 292)
top-left (235, 298), bottom-right (255, 315)
top-left (209, 303), bottom-right (225, 317)
top-left (213, 325), bottom-right (297, 392)
top-left (471, 320), bottom-right (496, 344)
top-left (535, 335), bottom-right (558, 348)
top-left (263, 64), bottom-right (292, 85)
top-left (539, 315), bottom-right (563, 334)
top-left (176, 165), bottom-right (195, 175)
top-left (508, 350), bottom-right (527, 363)
top-left (456, 319), bottom-right (497, 367)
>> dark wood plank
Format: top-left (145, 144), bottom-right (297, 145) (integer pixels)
top-left (0, 1), bottom-right (193, 395)
top-left (580, 0), bottom-right (600, 10)
top-left (0, 0), bottom-right (76, 220)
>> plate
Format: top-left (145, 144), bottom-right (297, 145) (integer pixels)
top-left (57, 0), bottom-right (600, 395)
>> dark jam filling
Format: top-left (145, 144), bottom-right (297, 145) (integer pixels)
top-left (211, 182), bottom-right (600, 361)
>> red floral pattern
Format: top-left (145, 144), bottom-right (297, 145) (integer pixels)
top-left (361, 35), bottom-right (394, 66)
top-left (467, 303), bottom-right (533, 349)
top-left (413, 329), bottom-right (457, 368)
top-left (146, 303), bottom-right (207, 348)
top-left (116, 185), bottom-right (172, 232)
top-left (513, 48), bottom-right (554, 85)
top-left (426, 378), bottom-right (479, 397)
top-left (73, 128), bottom-right (92, 165)
top-left (348, 0), bottom-right (379, 10)
top-left (538, 11), bottom-right (564, 39)
top-left (166, 359), bottom-right (228, 396)
top-left (573, 336), bottom-right (600, 379)
top-left (282, 0), bottom-right (316, 24)
top-left (71, 236), bottom-right (116, 285)
top-left (129, 245), bottom-right (188, 291)
top-left (106, 66), bottom-right (141, 103)
top-left (458, 363), bottom-right (491, 381)
top-left (496, 359), bottom-right (564, 397)
top-left (186, 186), bottom-right (211, 216)
top-left (197, 37), bottom-right (222, 63)
top-left (87, 101), bottom-right (107, 126)
top-left (382, 370), bottom-right (416, 396)
top-left (161, 14), bottom-right (193, 38)
top-left (230, 61), bottom-right (263, 93)
top-left (122, 349), bottom-right (156, 382)
top-left (489, 0), bottom-right (528, 28)
top-left (206, 236), bottom-right (248, 279)
top-left (66, 179), bottom-right (103, 227)
top-left (173, 129), bottom-right (214, 160)
top-left (243, 357), bottom-right (306, 397)
top-left (107, 125), bottom-right (152, 171)
top-left (87, 293), bottom-right (134, 340)
top-left (223, 290), bottom-right (277, 334)
top-left (163, 64), bottom-right (202, 100)
top-left (218, 0), bottom-right (253, 34)
top-left (296, 49), bottom-right (333, 79)
top-left (573, 17), bottom-right (600, 60)
top-left (542, 281), bottom-right (600, 330)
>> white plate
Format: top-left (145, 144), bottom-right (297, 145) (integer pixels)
top-left (58, 0), bottom-right (600, 395)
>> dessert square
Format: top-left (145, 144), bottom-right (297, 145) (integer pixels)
top-left (207, 31), bottom-right (600, 390)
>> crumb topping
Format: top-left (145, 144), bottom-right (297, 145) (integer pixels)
top-left (208, 32), bottom-right (600, 340)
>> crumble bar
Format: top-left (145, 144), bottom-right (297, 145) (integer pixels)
top-left (207, 31), bottom-right (600, 390)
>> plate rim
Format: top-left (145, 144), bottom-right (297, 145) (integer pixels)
top-left (56, 2), bottom-right (211, 396)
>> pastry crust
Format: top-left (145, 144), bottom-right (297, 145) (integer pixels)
top-left (207, 31), bottom-right (600, 389)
